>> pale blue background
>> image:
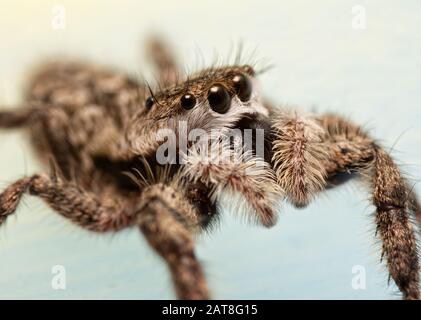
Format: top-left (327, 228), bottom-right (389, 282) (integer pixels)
top-left (0, 0), bottom-right (420, 299)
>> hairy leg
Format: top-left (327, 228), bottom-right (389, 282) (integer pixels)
top-left (183, 140), bottom-right (280, 227)
top-left (271, 111), bottom-right (419, 298)
top-left (271, 111), bottom-right (329, 207)
top-left (319, 114), bottom-right (420, 300)
top-left (138, 183), bottom-right (209, 299)
top-left (0, 174), bottom-right (135, 231)
top-left (0, 174), bottom-right (209, 299)
top-left (0, 104), bottom-right (41, 128)
top-left (320, 114), bottom-right (421, 223)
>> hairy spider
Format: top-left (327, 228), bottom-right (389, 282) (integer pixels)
top-left (0, 36), bottom-right (420, 300)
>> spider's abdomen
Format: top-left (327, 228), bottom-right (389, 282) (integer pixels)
top-left (20, 61), bottom-right (146, 187)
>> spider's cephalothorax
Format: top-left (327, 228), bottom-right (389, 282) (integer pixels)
top-left (0, 36), bottom-right (420, 300)
top-left (126, 64), bottom-right (269, 157)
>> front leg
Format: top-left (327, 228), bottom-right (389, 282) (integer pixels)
top-left (318, 114), bottom-right (420, 299)
top-left (183, 139), bottom-right (281, 227)
top-left (271, 111), bottom-right (329, 207)
top-left (272, 111), bottom-right (420, 299)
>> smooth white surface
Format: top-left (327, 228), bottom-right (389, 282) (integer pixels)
top-left (0, 0), bottom-right (420, 299)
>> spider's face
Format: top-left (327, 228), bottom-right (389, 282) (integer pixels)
top-left (127, 65), bottom-right (269, 157)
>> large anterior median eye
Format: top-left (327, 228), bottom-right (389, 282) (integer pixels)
top-left (232, 73), bottom-right (252, 102)
top-left (207, 84), bottom-right (231, 114)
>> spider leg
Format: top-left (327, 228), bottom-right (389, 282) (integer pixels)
top-left (0, 174), bottom-right (135, 231)
top-left (0, 104), bottom-right (41, 128)
top-left (183, 139), bottom-right (281, 227)
top-left (0, 173), bottom-right (209, 299)
top-left (137, 182), bottom-right (209, 299)
top-left (271, 111), bottom-right (329, 207)
top-left (319, 114), bottom-right (420, 300)
top-left (145, 35), bottom-right (180, 86)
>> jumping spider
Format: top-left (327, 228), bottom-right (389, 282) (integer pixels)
top-left (0, 36), bottom-right (420, 300)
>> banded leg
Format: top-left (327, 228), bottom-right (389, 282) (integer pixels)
top-left (271, 111), bottom-right (420, 299)
top-left (183, 140), bottom-right (280, 227)
top-left (271, 111), bottom-right (329, 207)
top-left (0, 174), bottom-right (135, 231)
top-left (137, 183), bottom-right (209, 299)
top-left (319, 114), bottom-right (420, 300)
top-left (0, 174), bottom-right (209, 299)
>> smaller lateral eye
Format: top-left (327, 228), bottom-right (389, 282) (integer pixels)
top-left (145, 96), bottom-right (154, 110)
top-left (180, 94), bottom-right (196, 110)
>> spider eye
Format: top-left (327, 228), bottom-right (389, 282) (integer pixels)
top-left (232, 73), bottom-right (252, 102)
top-left (145, 96), bottom-right (154, 110)
top-left (180, 94), bottom-right (196, 110)
top-left (207, 84), bottom-right (231, 114)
